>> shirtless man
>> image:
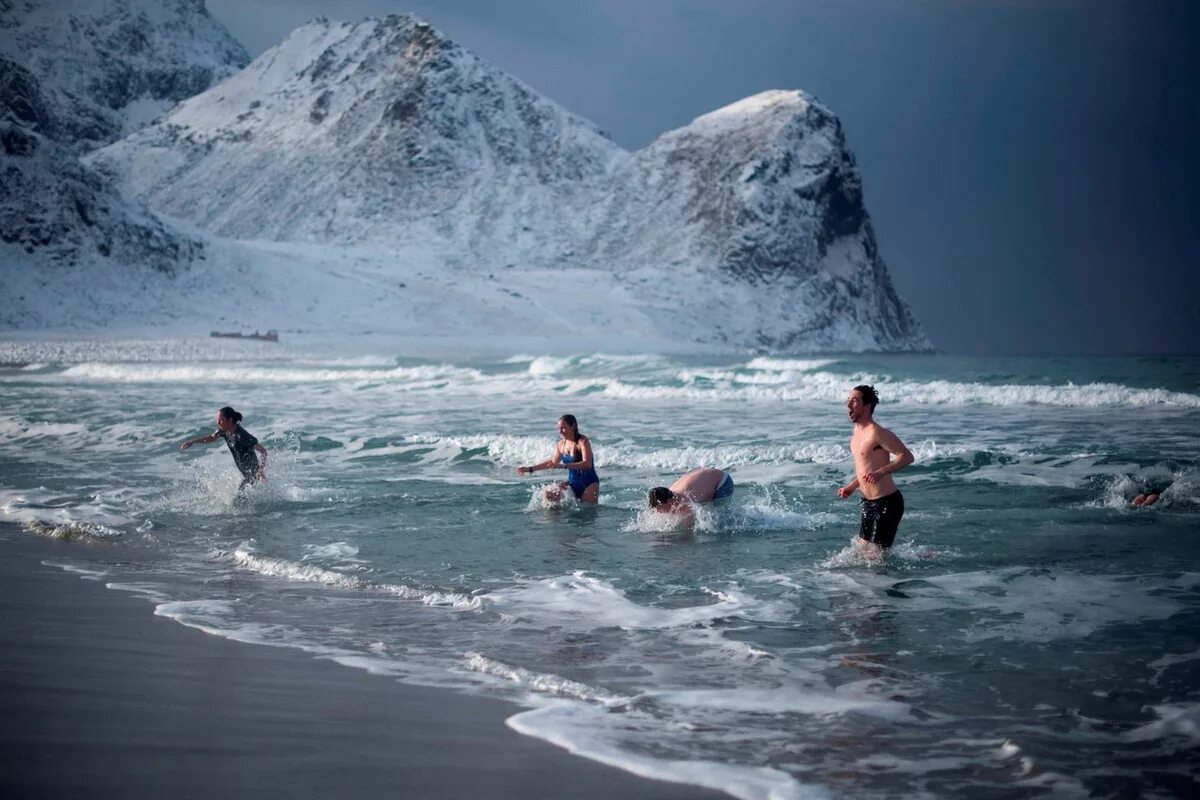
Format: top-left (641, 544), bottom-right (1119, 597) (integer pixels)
top-left (649, 467), bottom-right (734, 528)
top-left (837, 385), bottom-right (913, 556)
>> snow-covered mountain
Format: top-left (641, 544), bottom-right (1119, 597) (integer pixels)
top-left (5, 6), bottom-right (927, 351)
top-left (90, 14), bottom-right (927, 351)
top-left (1, 0), bottom-right (248, 148)
top-left (0, 0), bottom-right (246, 305)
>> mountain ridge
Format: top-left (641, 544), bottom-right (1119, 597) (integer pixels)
top-left (5, 6), bottom-right (929, 352)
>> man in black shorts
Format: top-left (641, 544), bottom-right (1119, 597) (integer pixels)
top-left (836, 385), bottom-right (914, 557)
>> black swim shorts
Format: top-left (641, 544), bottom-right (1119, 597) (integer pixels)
top-left (859, 490), bottom-right (905, 548)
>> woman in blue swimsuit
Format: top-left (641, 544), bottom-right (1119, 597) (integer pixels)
top-left (516, 414), bottom-right (599, 504)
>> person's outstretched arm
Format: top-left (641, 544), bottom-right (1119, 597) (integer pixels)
top-left (517, 444), bottom-right (562, 475)
top-left (180, 431), bottom-right (220, 450)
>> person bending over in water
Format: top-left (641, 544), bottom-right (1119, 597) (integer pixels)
top-left (1132, 488), bottom-right (1163, 507)
top-left (648, 467), bottom-right (734, 527)
top-left (516, 414), bottom-right (599, 504)
top-left (837, 385), bottom-right (913, 559)
top-left (180, 406), bottom-right (268, 490)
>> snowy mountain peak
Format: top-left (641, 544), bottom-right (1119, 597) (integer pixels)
top-left (6, 6), bottom-right (929, 352)
top-left (684, 89), bottom-right (810, 136)
top-left (92, 13), bottom-right (624, 245)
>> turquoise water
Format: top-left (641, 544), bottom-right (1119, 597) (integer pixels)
top-left (2, 339), bottom-right (1198, 798)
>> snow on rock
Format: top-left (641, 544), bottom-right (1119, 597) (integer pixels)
top-left (7, 8), bottom-right (929, 352)
top-left (90, 15), bottom-right (622, 252)
top-left (0, 0), bottom-right (249, 149)
top-left (0, 0), bottom-right (247, 297)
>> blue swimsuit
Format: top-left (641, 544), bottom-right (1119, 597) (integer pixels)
top-left (560, 451), bottom-right (599, 499)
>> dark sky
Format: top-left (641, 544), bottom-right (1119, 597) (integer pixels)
top-left (206, 0), bottom-right (1199, 355)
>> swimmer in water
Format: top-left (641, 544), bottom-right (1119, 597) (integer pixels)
top-left (516, 414), bottom-right (599, 504)
top-left (1132, 489), bottom-right (1163, 507)
top-left (837, 384), bottom-right (913, 559)
top-left (648, 467), bottom-right (735, 528)
top-left (180, 406), bottom-right (268, 490)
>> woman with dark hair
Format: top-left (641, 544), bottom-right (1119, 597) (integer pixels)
top-left (516, 414), bottom-right (599, 504)
top-left (180, 406), bottom-right (268, 490)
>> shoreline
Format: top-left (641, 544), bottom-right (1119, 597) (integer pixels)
top-left (0, 527), bottom-right (725, 799)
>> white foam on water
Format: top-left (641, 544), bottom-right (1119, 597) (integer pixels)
top-left (744, 357), bottom-right (839, 372)
top-left (672, 625), bottom-right (781, 665)
top-left (622, 503), bottom-right (718, 534)
top-left (105, 581), bottom-right (172, 603)
top-left (227, 545), bottom-right (481, 609)
top-left (505, 701), bottom-right (823, 800)
top-left (56, 362), bottom-right (484, 385)
top-left (1148, 649), bottom-right (1200, 672)
top-left (872, 569), bottom-right (1194, 642)
top-left (527, 355), bottom-right (574, 375)
top-left (12, 515), bottom-right (126, 543)
top-left (154, 599), bottom-right (365, 660)
top-left (523, 481), bottom-right (585, 511)
top-left (324, 653), bottom-right (408, 677)
top-left (482, 572), bottom-right (793, 630)
top-left (406, 432), bottom-right (550, 466)
top-left (1, 488), bottom-right (131, 529)
top-left (649, 683), bottom-right (912, 721)
top-left (496, 369), bottom-right (1200, 408)
top-left (407, 432), bottom-right (849, 471)
top-left (0, 417), bottom-right (88, 440)
top-left (301, 541), bottom-right (363, 564)
top-left (463, 652), bottom-right (632, 707)
top-left (1124, 703), bottom-right (1200, 743)
top-left (730, 495), bottom-right (842, 532)
top-left (42, 560), bottom-right (109, 580)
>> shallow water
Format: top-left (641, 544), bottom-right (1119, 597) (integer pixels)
top-left (2, 339), bottom-right (1198, 798)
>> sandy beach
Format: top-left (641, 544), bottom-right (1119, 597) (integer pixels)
top-left (0, 526), bottom-right (724, 799)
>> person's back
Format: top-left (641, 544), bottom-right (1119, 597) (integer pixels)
top-left (648, 468), bottom-right (735, 529)
top-left (668, 467), bottom-right (732, 503)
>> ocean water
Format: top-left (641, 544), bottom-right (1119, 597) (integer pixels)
top-left (2, 338), bottom-right (1198, 799)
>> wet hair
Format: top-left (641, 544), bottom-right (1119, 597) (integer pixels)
top-left (649, 487), bottom-right (674, 508)
top-left (558, 414), bottom-right (580, 442)
top-left (852, 384), bottom-right (879, 410)
top-left (218, 406), bottom-right (243, 424)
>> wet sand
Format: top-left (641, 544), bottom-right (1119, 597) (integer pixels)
top-left (0, 528), bottom-right (725, 799)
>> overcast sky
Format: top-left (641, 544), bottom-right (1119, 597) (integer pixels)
top-left (206, 0), bottom-right (1198, 355)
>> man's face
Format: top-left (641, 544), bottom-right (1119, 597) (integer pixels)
top-left (846, 390), bottom-right (869, 423)
top-left (217, 411), bottom-right (234, 432)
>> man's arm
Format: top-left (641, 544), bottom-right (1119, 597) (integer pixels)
top-left (863, 427), bottom-right (914, 484)
top-left (837, 477), bottom-right (860, 499)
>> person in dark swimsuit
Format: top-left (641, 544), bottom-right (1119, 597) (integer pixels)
top-left (516, 414), bottom-right (599, 504)
top-left (180, 406), bottom-right (268, 490)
